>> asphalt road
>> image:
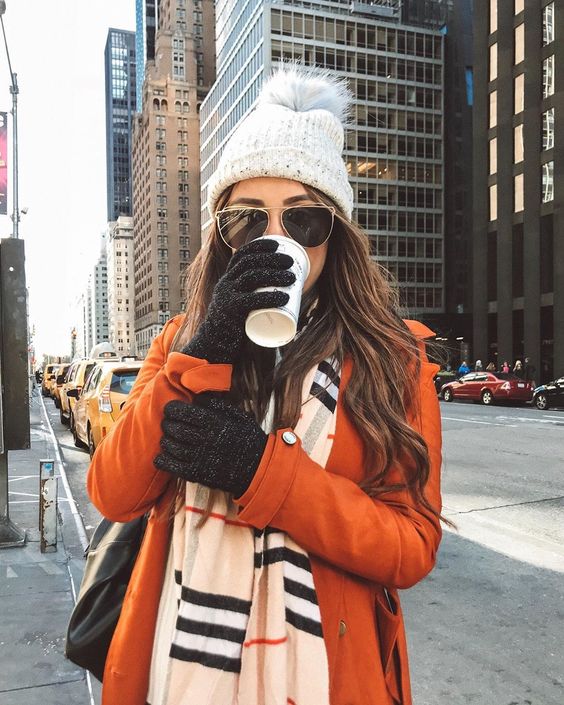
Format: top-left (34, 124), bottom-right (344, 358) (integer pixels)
top-left (43, 396), bottom-right (564, 704)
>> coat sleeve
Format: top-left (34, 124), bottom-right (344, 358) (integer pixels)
top-left (87, 317), bottom-right (233, 522)
top-left (234, 342), bottom-right (442, 590)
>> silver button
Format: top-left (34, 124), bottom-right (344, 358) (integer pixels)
top-left (282, 431), bottom-right (297, 445)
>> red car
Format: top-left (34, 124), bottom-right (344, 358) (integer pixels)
top-left (441, 372), bottom-right (534, 405)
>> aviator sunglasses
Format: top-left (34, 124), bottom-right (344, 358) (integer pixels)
top-left (216, 204), bottom-right (336, 250)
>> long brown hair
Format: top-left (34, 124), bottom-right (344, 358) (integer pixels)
top-left (170, 184), bottom-right (447, 527)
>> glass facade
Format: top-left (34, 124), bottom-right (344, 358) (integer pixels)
top-left (542, 160), bottom-right (554, 203)
top-left (543, 2), bottom-right (554, 46)
top-left (105, 29), bottom-right (137, 221)
top-left (135, 0), bottom-right (157, 113)
top-left (514, 23), bottom-right (524, 65)
top-left (543, 55), bottom-right (554, 98)
top-left (542, 108), bottom-right (554, 151)
top-left (201, 1), bottom-right (445, 313)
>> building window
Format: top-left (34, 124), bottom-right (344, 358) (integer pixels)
top-left (489, 43), bottom-right (498, 81)
top-left (490, 0), bottom-right (497, 33)
top-left (489, 184), bottom-right (498, 221)
top-left (514, 74), bottom-right (524, 114)
top-left (542, 108), bottom-right (555, 150)
top-left (514, 124), bottom-right (524, 163)
top-left (543, 55), bottom-right (554, 97)
top-left (543, 3), bottom-right (554, 46)
top-left (489, 137), bottom-right (497, 175)
top-left (489, 90), bottom-right (497, 128)
top-left (514, 23), bottom-right (525, 65)
top-left (542, 161), bottom-right (554, 202)
top-left (514, 173), bottom-right (524, 212)
top-left (514, 0), bottom-right (524, 13)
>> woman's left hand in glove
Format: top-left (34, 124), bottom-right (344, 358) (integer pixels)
top-left (154, 394), bottom-right (268, 498)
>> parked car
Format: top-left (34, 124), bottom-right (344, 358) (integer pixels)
top-left (52, 364), bottom-right (70, 409)
top-left (68, 359), bottom-right (142, 457)
top-left (60, 358), bottom-right (97, 426)
top-left (433, 371), bottom-right (458, 395)
top-left (532, 377), bottom-right (564, 410)
top-left (41, 364), bottom-right (57, 397)
top-left (441, 372), bottom-right (534, 405)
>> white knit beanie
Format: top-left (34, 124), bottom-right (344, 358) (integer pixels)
top-left (207, 63), bottom-right (354, 220)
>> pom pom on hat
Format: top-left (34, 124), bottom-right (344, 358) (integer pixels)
top-left (257, 63), bottom-right (353, 126)
top-left (207, 62), bottom-right (354, 220)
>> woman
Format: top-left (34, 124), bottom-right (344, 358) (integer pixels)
top-left (88, 65), bottom-right (443, 705)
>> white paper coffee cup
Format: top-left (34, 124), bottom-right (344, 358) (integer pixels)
top-left (245, 235), bottom-right (311, 348)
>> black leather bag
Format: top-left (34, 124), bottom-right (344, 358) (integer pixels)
top-left (65, 515), bottom-right (147, 681)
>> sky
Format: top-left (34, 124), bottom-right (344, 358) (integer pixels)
top-left (0, 1), bottom-right (135, 361)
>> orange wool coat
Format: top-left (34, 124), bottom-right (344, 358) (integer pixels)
top-left (87, 314), bottom-right (442, 705)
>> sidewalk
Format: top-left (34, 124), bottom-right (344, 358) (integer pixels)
top-left (0, 390), bottom-right (99, 704)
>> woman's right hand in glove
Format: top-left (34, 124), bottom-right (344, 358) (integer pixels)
top-left (182, 238), bottom-right (295, 364)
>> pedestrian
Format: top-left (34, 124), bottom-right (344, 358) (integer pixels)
top-left (502, 360), bottom-right (510, 373)
top-left (513, 359), bottom-right (524, 378)
top-left (475, 359), bottom-right (483, 372)
top-left (524, 356), bottom-right (536, 387)
top-left (88, 65), bottom-right (444, 705)
top-left (458, 359), bottom-right (470, 376)
top-left (486, 362), bottom-right (496, 372)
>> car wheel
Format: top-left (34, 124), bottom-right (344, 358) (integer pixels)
top-left (481, 390), bottom-right (494, 405)
top-left (60, 407), bottom-right (69, 426)
top-left (535, 393), bottom-right (549, 411)
top-left (87, 426), bottom-right (95, 459)
top-left (442, 388), bottom-right (453, 402)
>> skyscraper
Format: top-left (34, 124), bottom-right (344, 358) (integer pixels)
top-left (135, 0), bottom-right (158, 112)
top-left (200, 0), bottom-right (445, 317)
top-left (131, 0), bottom-right (216, 357)
top-left (105, 29), bottom-right (137, 222)
top-left (106, 216), bottom-right (136, 356)
top-left (473, 0), bottom-right (563, 381)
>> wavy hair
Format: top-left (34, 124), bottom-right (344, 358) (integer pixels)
top-left (169, 184), bottom-right (448, 528)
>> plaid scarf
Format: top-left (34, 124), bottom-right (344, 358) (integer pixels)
top-left (148, 355), bottom-right (341, 705)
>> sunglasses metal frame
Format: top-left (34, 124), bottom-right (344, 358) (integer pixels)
top-left (215, 204), bottom-right (336, 249)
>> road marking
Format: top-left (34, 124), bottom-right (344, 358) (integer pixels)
top-left (39, 561), bottom-right (64, 575)
top-left (442, 416), bottom-right (518, 427)
top-left (6, 567), bottom-right (18, 579)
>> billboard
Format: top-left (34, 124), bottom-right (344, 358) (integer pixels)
top-left (0, 112), bottom-right (6, 215)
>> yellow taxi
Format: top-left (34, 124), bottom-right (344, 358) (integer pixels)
top-left (69, 358), bottom-right (142, 457)
top-left (42, 364), bottom-right (58, 397)
top-left (59, 358), bottom-right (97, 426)
top-left (52, 364), bottom-right (70, 409)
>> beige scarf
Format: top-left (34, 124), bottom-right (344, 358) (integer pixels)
top-left (149, 356), bottom-right (341, 705)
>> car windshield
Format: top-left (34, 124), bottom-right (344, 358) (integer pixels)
top-left (491, 372), bottom-right (520, 380)
top-left (110, 370), bottom-right (139, 394)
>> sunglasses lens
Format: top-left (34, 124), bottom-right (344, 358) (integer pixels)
top-left (282, 207), bottom-right (333, 247)
top-left (217, 209), bottom-right (268, 248)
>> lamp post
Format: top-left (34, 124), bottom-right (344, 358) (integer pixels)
top-left (0, 0), bottom-right (19, 239)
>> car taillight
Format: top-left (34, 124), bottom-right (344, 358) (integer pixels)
top-left (500, 382), bottom-right (511, 390)
top-left (98, 385), bottom-right (112, 413)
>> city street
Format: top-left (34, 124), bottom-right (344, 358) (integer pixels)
top-left (41, 395), bottom-right (564, 704)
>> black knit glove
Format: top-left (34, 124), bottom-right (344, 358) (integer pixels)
top-left (182, 238), bottom-right (295, 364)
top-left (154, 395), bottom-right (269, 497)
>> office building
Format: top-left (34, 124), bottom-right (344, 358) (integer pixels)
top-left (473, 0), bottom-right (563, 380)
top-left (200, 0), bottom-right (445, 316)
top-left (135, 0), bottom-right (159, 112)
top-left (106, 216), bottom-right (136, 356)
top-left (132, 0), bottom-right (216, 358)
top-left (91, 233), bottom-right (110, 348)
top-left (105, 28), bottom-right (137, 221)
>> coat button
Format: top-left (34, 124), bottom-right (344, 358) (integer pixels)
top-left (338, 620), bottom-right (347, 637)
top-left (282, 431), bottom-right (297, 445)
